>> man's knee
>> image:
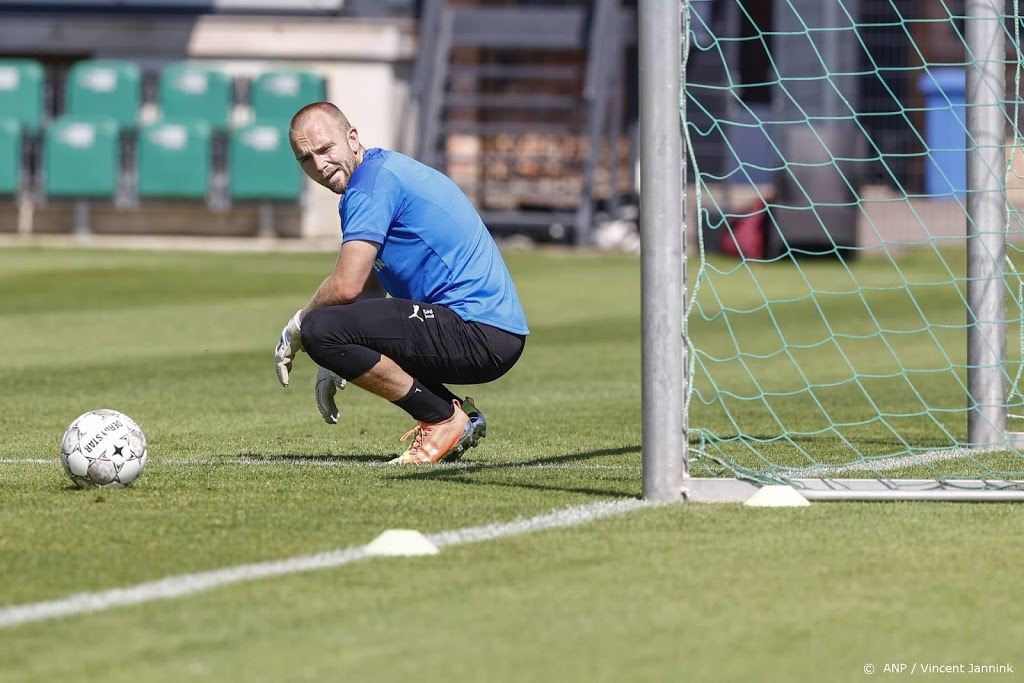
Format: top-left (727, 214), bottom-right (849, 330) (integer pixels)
top-left (299, 307), bottom-right (333, 356)
top-left (300, 306), bottom-right (380, 380)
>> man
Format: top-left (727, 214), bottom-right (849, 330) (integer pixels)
top-left (274, 102), bottom-right (529, 465)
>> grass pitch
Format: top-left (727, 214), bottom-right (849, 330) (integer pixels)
top-left (1, 245), bottom-right (1022, 683)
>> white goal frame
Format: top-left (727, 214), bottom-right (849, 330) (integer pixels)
top-left (639, 0), bottom-right (1024, 502)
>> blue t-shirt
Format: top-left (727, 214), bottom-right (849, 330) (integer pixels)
top-left (339, 148), bottom-right (529, 336)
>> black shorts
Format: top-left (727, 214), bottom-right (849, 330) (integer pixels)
top-left (300, 298), bottom-right (526, 386)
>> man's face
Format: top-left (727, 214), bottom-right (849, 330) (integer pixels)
top-left (290, 112), bottom-right (361, 194)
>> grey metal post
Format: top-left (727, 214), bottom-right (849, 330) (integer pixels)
top-left (966, 0), bottom-right (1008, 445)
top-left (639, 0), bottom-right (684, 501)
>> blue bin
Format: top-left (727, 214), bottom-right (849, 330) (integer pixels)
top-left (725, 103), bottom-right (782, 186)
top-left (918, 68), bottom-right (967, 199)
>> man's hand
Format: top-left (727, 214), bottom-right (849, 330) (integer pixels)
top-left (315, 366), bottom-right (346, 424)
top-left (274, 309), bottom-right (304, 387)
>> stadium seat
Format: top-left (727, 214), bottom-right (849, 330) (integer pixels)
top-left (44, 117), bottom-right (120, 198)
top-left (228, 122), bottom-right (303, 200)
top-left (65, 60), bottom-right (141, 127)
top-left (158, 64), bottom-right (233, 129)
top-left (137, 120), bottom-right (212, 199)
top-left (0, 118), bottom-right (21, 196)
top-left (0, 59), bottom-right (44, 135)
top-left (250, 71), bottom-right (325, 123)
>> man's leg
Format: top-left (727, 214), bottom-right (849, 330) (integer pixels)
top-left (347, 353), bottom-right (410, 401)
top-left (300, 298), bottom-right (522, 462)
top-left (300, 300), bottom-right (474, 463)
top-left (348, 356), bottom-right (471, 464)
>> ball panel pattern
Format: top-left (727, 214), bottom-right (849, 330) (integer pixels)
top-left (60, 409), bottom-right (149, 489)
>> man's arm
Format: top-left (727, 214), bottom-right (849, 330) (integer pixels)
top-left (274, 239), bottom-right (380, 387)
top-left (302, 239), bottom-right (381, 316)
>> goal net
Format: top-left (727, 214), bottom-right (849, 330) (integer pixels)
top-left (682, 0), bottom-right (1024, 494)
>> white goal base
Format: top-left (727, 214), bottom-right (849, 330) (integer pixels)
top-left (683, 478), bottom-right (1024, 503)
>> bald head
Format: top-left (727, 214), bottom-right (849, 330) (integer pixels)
top-left (289, 101), bottom-right (364, 195)
top-left (290, 101), bottom-right (352, 136)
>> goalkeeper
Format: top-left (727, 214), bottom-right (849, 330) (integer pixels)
top-left (274, 102), bottom-right (529, 465)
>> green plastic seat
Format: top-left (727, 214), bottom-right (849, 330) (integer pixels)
top-left (65, 60), bottom-right (141, 127)
top-left (0, 59), bottom-right (44, 135)
top-left (250, 71), bottom-right (325, 124)
top-left (229, 122), bottom-right (303, 200)
top-left (158, 64), bottom-right (233, 129)
top-left (137, 120), bottom-right (212, 199)
top-left (44, 117), bottom-right (120, 198)
top-left (0, 118), bottom-right (21, 196)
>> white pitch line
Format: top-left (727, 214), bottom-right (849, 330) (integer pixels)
top-left (0, 498), bottom-right (650, 630)
top-left (0, 458), bottom-right (637, 470)
top-left (4, 445), bottom-right (1004, 478)
top-left (778, 446), bottom-right (1002, 477)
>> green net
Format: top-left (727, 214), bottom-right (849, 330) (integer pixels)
top-left (682, 0), bottom-right (1024, 485)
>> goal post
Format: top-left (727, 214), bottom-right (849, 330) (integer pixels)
top-left (639, 0), bottom-right (685, 502)
top-left (640, 0), bottom-right (1024, 501)
top-left (967, 0), bottom-right (1009, 446)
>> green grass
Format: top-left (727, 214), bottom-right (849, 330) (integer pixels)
top-left (1, 245), bottom-right (1022, 683)
top-left (691, 248), bottom-right (1024, 477)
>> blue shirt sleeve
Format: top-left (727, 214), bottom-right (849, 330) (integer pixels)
top-left (332, 149), bottom-right (529, 335)
top-left (339, 169), bottom-right (402, 246)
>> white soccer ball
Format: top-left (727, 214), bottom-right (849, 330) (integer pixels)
top-left (60, 409), bottom-right (148, 489)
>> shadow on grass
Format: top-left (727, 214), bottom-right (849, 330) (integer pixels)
top-left (231, 452), bottom-right (384, 464)
top-left (209, 446), bottom-right (643, 497)
top-left (234, 445), bottom-right (641, 468)
top-left (388, 444), bottom-right (643, 498)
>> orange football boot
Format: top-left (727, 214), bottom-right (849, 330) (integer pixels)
top-left (389, 400), bottom-right (474, 464)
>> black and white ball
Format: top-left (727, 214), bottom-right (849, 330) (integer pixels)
top-left (60, 409), bottom-right (148, 489)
